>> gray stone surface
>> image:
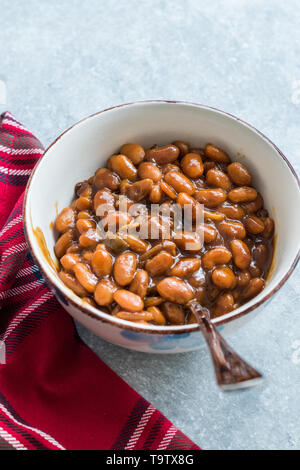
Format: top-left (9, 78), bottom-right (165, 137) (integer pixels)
top-left (1, 0), bottom-right (299, 450)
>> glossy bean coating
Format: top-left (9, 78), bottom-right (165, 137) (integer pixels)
top-left (76, 218), bottom-right (96, 234)
top-left (129, 270), bottom-right (149, 298)
top-left (75, 196), bottom-right (92, 211)
top-left (79, 229), bottom-right (101, 248)
top-left (244, 215), bottom-right (265, 234)
top-left (145, 144), bottom-right (180, 164)
top-left (113, 252), bottom-right (137, 286)
top-left (262, 217), bottom-right (274, 239)
top-left (227, 162), bottom-right (252, 186)
top-left (253, 243), bottom-right (268, 271)
top-left (202, 247), bottom-right (232, 270)
top-left (161, 302), bottom-right (185, 324)
top-left (55, 230), bottom-right (75, 258)
top-left (212, 293), bottom-right (234, 316)
top-left (94, 279), bottom-right (117, 306)
top-left (94, 168), bottom-right (120, 191)
top-left (93, 189), bottom-right (115, 216)
top-left (157, 277), bottom-right (194, 304)
top-left (149, 184), bottom-right (163, 203)
top-left (231, 239), bottom-right (251, 269)
top-left (243, 193), bottom-right (263, 213)
top-left (145, 251), bottom-right (174, 277)
top-left (108, 154), bottom-right (137, 181)
top-left (160, 181), bottom-right (177, 199)
top-left (174, 231), bottom-right (202, 253)
top-left (218, 220), bottom-right (246, 239)
top-left (176, 192), bottom-right (201, 221)
top-left (180, 153), bottom-right (204, 179)
top-left (228, 186), bottom-right (257, 203)
top-left (120, 143), bottom-right (145, 165)
top-left (122, 234), bottom-right (150, 253)
top-left (218, 203), bottom-right (245, 220)
top-left (60, 253), bottom-right (80, 271)
top-left (173, 140), bottom-right (189, 156)
top-left (91, 248), bottom-right (113, 277)
top-left (115, 311), bottom-right (153, 322)
top-left (164, 170), bottom-right (195, 196)
top-left (138, 162), bottom-right (162, 182)
top-left (125, 178), bottom-right (153, 202)
top-left (204, 144), bottom-right (230, 163)
top-left (197, 224), bottom-right (218, 243)
top-left (206, 168), bottom-right (231, 191)
top-left (73, 263), bottom-right (98, 293)
top-left (113, 289), bottom-right (144, 312)
top-left (147, 306), bottom-right (166, 325)
top-left (212, 266), bottom-right (236, 290)
top-left (55, 207), bottom-right (75, 233)
top-left (59, 271), bottom-right (88, 297)
top-left (169, 258), bottom-right (201, 278)
top-left (236, 270), bottom-right (251, 287)
top-left (194, 188), bottom-right (227, 207)
top-left (242, 278), bottom-right (264, 300)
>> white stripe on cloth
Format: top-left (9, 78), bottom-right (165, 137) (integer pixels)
top-left (0, 166), bottom-right (32, 176)
top-left (124, 404), bottom-right (156, 450)
top-left (1, 290), bottom-right (53, 342)
top-left (0, 425), bottom-right (27, 450)
top-left (1, 119), bottom-right (29, 133)
top-left (0, 280), bottom-right (43, 300)
top-left (0, 403), bottom-right (65, 450)
top-left (157, 425), bottom-right (177, 450)
top-left (16, 266), bottom-right (39, 279)
top-left (0, 145), bottom-right (42, 155)
top-left (0, 215), bottom-right (23, 238)
top-left (2, 242), bottom-right (27, 259)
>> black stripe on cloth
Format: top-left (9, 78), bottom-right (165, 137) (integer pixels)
top-left (0, 436), bottom-right (15, 450)
top-left (0, 156), bottom-right (39, 166)
top-left (0, 173), bottom-right (31, 186)
top-left (142, 413), bottom-right (165, 449)
top-left (110, 397), bottom-right (149, 450)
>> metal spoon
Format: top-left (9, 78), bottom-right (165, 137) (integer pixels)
top-left (189, 302), bottom-right (263, 391)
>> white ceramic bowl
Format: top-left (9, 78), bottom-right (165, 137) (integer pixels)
top-left (24, 101), bottom-right (300, 353)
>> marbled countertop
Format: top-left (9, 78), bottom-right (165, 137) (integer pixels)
top-left (1, 0), bottom-right (299, 450)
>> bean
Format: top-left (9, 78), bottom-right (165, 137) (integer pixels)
top-left (94, 168), bottom-right (120, 191)
top-left (76, 182), bottom-right (92, 198)
top-left (82, 297), bottom-right (97, 307)
top-left (218, 220), bottom-right (246, 239)
top-left (203, 161), bottom-right (216, 173)
top-left (144, 296), bottom-right (163, 307)
top-left (101, 211), bottom-right (132, 231)
top-left (79, 229), bottom-right (101, 248)
top-left (94, 279), bottom-right (117, 306)
top-left (149, 184), bottom-right (163, 203)
top-left (231, 239), bottom-right (251, 269)
top-left (59, 271), bottom-right (88, 297)
top-left (147, 306), bottom-right (166, 325)
top-left (145, 251), bottom-right (174, 277)
top-left (115, 311), bottom-right (153, 322)
top-left (244, 215), bottom-right (265, 234)
top-left (249, 264), bottom-right (261, 278)
top-left (164, 170), bottom-right (195, 196)
top-left (202, 247), bottom-right (232, 270)
top-left (120, 143), bottom-right (145, 165)
top-left (75, 196), bottom-right (92, 211)
top-left (91, 248), bottom-right (113, 277)
top-left (76, 218), bottom-right (96, 234)
top-left (196, 224), bottom-right (217, 244)
top-left (262, 217), bottom-right (274, 239)
top-left (212, 293), bottom-right (234, 316)
top-left (241, 277), bottom-right (264, 300)
top-left (173, 140), bottom-right (189, 156)
top-left (176, 192), bottom-right (201, 221)
top-left (130, 270), bottom-right (149, 298)
top-left (55, 207), bottom-right (75, 233)
top-left (160, 181), bottom-right (177, 199)
top-left (212, 266), bottom-right (236, 290)
top-left (218, 203), bottom-right (245, 220)
top-left (55, 230), bottom-right (75, 258)
top-left (73, 263), bottom-right (98, 293)
top-left (139, 240), bottom-right (177, 261)
top-left (194, 188), bottom-right (227, 207)
top-left (203, 209), bottom-right (225, 221)
top-left (145, 144), bottom-right (180, 164)
top-left (157, 277), bottom-right (194, 304)
top-left (253, 243), bottom-right (268, 271)
top-left (206, 168), bottom-right (231, 191)
top-left (161, 163), bottom-right (180, 175)
top-left (161, 302), bottom-right (185, 324)
top-left (113, 289), bottom-right (144, 312)
top-left (228, 186), bottom-right (257, 203)
top-left (114, 252), bottom-right (137, 286)
top-left (169, 258), bottom-right (201, 278)
top-left (60, 253), bottom-right (80, 271)
top-left (66, 243), bottom-right (80, 254)
top-left (138, 162), bottom-right (162, 182)
top-left (174, 231), bottom-right (202, 253)
top-left (125, 178), bottom-right (153, 202)
top-left (77, 210), bottom-right (92, 219)
top-left (236, 270), bottom-right (251, 287)
top-left (243, 193), bottom-right (263, 213)
top-left (204, 144), bottom-right (230, 163)
top-left (227, 162), bottom-right (252, 186)
top-left (82, 251), bottom-right (93, 262)
top-left (93, 189), bottom-right (115, 216)
top-left (180, 153), bottom-right (204, 179)
top-left (107, 154), bottom-right (137, 181)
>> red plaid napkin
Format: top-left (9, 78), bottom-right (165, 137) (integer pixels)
top-left (0, 112), bottom-right (200, 451)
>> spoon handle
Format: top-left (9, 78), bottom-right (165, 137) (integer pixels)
top-left (190, 304), bottom-right (262, 391)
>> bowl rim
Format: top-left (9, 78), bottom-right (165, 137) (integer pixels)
top-left (23, 100), bottom-right (300, 335)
